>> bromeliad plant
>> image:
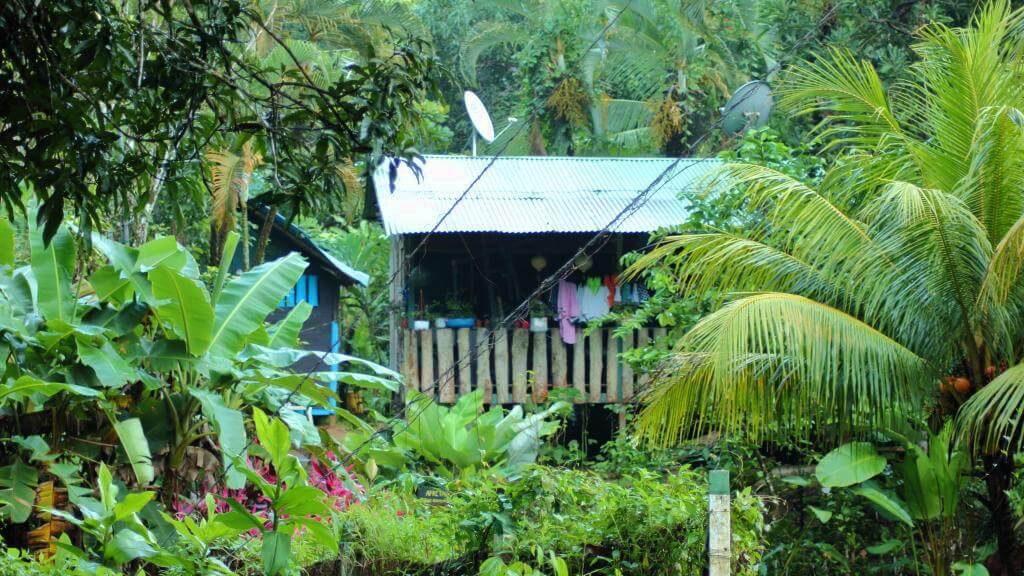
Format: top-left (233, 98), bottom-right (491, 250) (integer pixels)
top-left (0, 217), bottom-right (399, 558)
top-left (624, 2), bottom-right (1024, 571)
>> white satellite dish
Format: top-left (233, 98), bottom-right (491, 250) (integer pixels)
top-left (464, 90), bottom-right (495, 155)
top-left (721, 80), bottom-right (773, 136)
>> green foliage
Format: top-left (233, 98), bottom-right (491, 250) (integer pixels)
top-left (338, 465), bottom-right (765, 576)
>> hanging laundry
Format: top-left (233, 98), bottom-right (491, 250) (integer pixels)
top-left (586, 276), bottom-right (601, 295)
top-left (577, 283), bottom-right (610, 321)
top-left (556, 280), bottom-right (581, 344)
top-left (604, 275), bottom-right (618, 307)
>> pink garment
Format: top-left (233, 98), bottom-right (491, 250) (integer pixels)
top-left (556, 280), bottom-right (580, 344)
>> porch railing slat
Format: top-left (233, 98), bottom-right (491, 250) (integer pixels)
top-left (457, 328), bottom-right (472, 397)
top-left (551, 328), bottom-right (568, 389)
top-left (476, 329), bottom-right (493, 404)
top-left (588, 330), bottom-right (603, 403)
top-left (420, 328), bottom-right (434, 395)
top-left (401, 330), bottom-right (418, 391)
top-left (605, 329), bottom-right (619, 403)
top-left (511, 329), bottom-right (529, 403)
top-left (532, 331), bottom-right (548, 401)
top-left (622, 329), bottom-right (635, 401)
top-left (436, 329), bottom-right (455, 403)
top-left (494, 330), bottom-right (510, 403)
top-left (572, 337), bottom-right (586, 403)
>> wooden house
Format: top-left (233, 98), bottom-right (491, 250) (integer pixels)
top-left (371, 155), bottom-right (717, 406)
top-left (246, 208), bottom-right (369, 416)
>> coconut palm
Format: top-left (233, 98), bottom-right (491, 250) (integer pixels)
top-left (625, 2), bottom-right (1024, 572)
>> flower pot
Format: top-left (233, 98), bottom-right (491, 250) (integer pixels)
top-left (412, 319), bottom-right (430, 331)
top-left (447, 317), bottom-right (475, 328)
top-left (529, 317), bottom-right (548, 332)
top-left (434, 318), bottom-right (448, 329)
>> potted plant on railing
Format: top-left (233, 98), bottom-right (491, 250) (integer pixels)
top-left (529, 299), bottom-right (550, 332)
top-left (445, 297), bottom-right (476, 329)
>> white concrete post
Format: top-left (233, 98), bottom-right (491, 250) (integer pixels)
top-left (709, 469), bottom-right (731, 576)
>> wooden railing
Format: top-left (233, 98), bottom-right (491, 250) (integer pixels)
top-left (400, 327), bottom-right (668, 404)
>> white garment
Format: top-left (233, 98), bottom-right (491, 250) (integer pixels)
top-left (576, 285), bottom-right (610, 321)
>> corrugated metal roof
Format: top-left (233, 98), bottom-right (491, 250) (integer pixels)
top-left (371, 155), bottom-right (720, 235)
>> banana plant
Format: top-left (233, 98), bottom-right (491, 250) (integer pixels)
top-left (0, 217), bottom-right (399, 551)
top-left (391, 390), bottom-right (570, 478)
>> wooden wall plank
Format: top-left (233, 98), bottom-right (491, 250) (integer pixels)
top-left (605, 330), bottom-right (619, 403)
top-left (511, 329), bottom-right (529, 403)
top-left (494, 330), bottom-right (510, 404)
top-left (475, 329), bottom-right (493, 404)
top-left (456, 328), bottom-right (472, 397)
top-left (419, 328), bottom-right (434, 395)
top-left (653, 327), bottom-right (668, 347)
top-left (588, 330), bottom-right (603, 403)
top-left (622, 329), bottom-right (635, 401)
top-left (572, 339), bottom-right (586, 403)
top-left (551, 328), bottom-right (568, 389)
top-left (532, 331), bottom-right (549, 401)
top-left (436, 329), bottom-right (455, 403)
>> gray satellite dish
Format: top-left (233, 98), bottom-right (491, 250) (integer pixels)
top-left (721, 80), bottom-right (773, 135)
top-left (464, 90), bottom-right (495, 155)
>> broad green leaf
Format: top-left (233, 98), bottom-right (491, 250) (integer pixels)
top-left (0, 216), bottom-right (14, 268)
top-left (815, 442), bottom-right (886, 487)
top-left (867, 539), bottom-right (903, 555)
top-left (262, 530), bottom-right (291, 576)
top-left (137, 236), bottom-right (197, 278)
top-left (312, 371), bottom-right (400, 392)
top-left (0, 375), bottom-right (101, 403)
top-left (275, 486), bottom-right (329, 517)
top-left (89, 265), bottom-right (132, 303)
top-left (267, 301), bottom-right (312, 348)
top-left (253, 408), bottom-right (291, 470)
top-left (808, 506), bottom-right (832, 524)
top-left (190, 389), bottom-right (247, 489)
top-left (209, 253), bottom-right (307, 359)
top-left (91, 234), bottom-right (138, 275)
top-left (952, 562), bottom-right (990, 576)
top-left (287, 517), bottom-right (337, 551)
top-left (105, 529), bottom-right (159, 565)
top-left (30, 220), bottom-right (75, 323)
top-left (78, 341), bottom-right (137, 387)
top-left (781, 476), bottom-right (810, 487)
top-left (112, 418), bottom-right (155, 486)
top-left (212, 231), bottom-right (239, 301)
top-left (0, 458), bottom-right (38, 523)
top-left (148, 265), bottom-right (214, 356)
top-left (279, 410), bottom-right (320, 446)
top-left (853, 483), bottom-right (913, 527)
top-left (113, 492), bottom-right (155, 521)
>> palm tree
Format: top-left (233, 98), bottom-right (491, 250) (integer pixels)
top-left (625, 2), bottom-right (1024, 572)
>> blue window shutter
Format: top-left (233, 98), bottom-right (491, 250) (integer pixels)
top-left (296, 275), bottom-right (307, 304)
top-left (285, 286), bottom-right (295, 307)
top-left (307, 275), bottom-right (319, 307)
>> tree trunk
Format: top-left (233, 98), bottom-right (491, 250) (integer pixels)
top-left (983, 454), bottom-right (1022, 576)
top-left (254, 206), bottom-right (277, 266)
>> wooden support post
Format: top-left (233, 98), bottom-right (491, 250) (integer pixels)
top-left (420, 329), bottom-right (434, 395)
top-left (572, 339), bottom-right (586, 403)
top-left (532, 331), bottom-right (548, 401)
top-left (709, 469), bottom-right (731, 576)
top-left (388, 236), bottom-right (405, 410)
top-left (588, 330), bottom-right (603, 403)
top-left (476, 329), bottom-right (493, 404)
top-left (456, 328), bottom-right (472, 397)
top-left (436, 329), bottom-right (455, 403)
top-left (511, 329), bottom-right (529, 403)
top-left (551, 328), bottom-right (568, 389)
top-left (494, 330), bottom-right (510, 404)
top-left (636, 327), bottom-right (651, 390)
top-left (605, 329), bottom-right (619, 403)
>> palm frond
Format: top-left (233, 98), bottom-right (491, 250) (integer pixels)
top-left (956, 362), bottom-right (1024, 452)
top-left (635, 293), bottom-right (932, 444)
top-left (779, 47), bottom-right (902, 150)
